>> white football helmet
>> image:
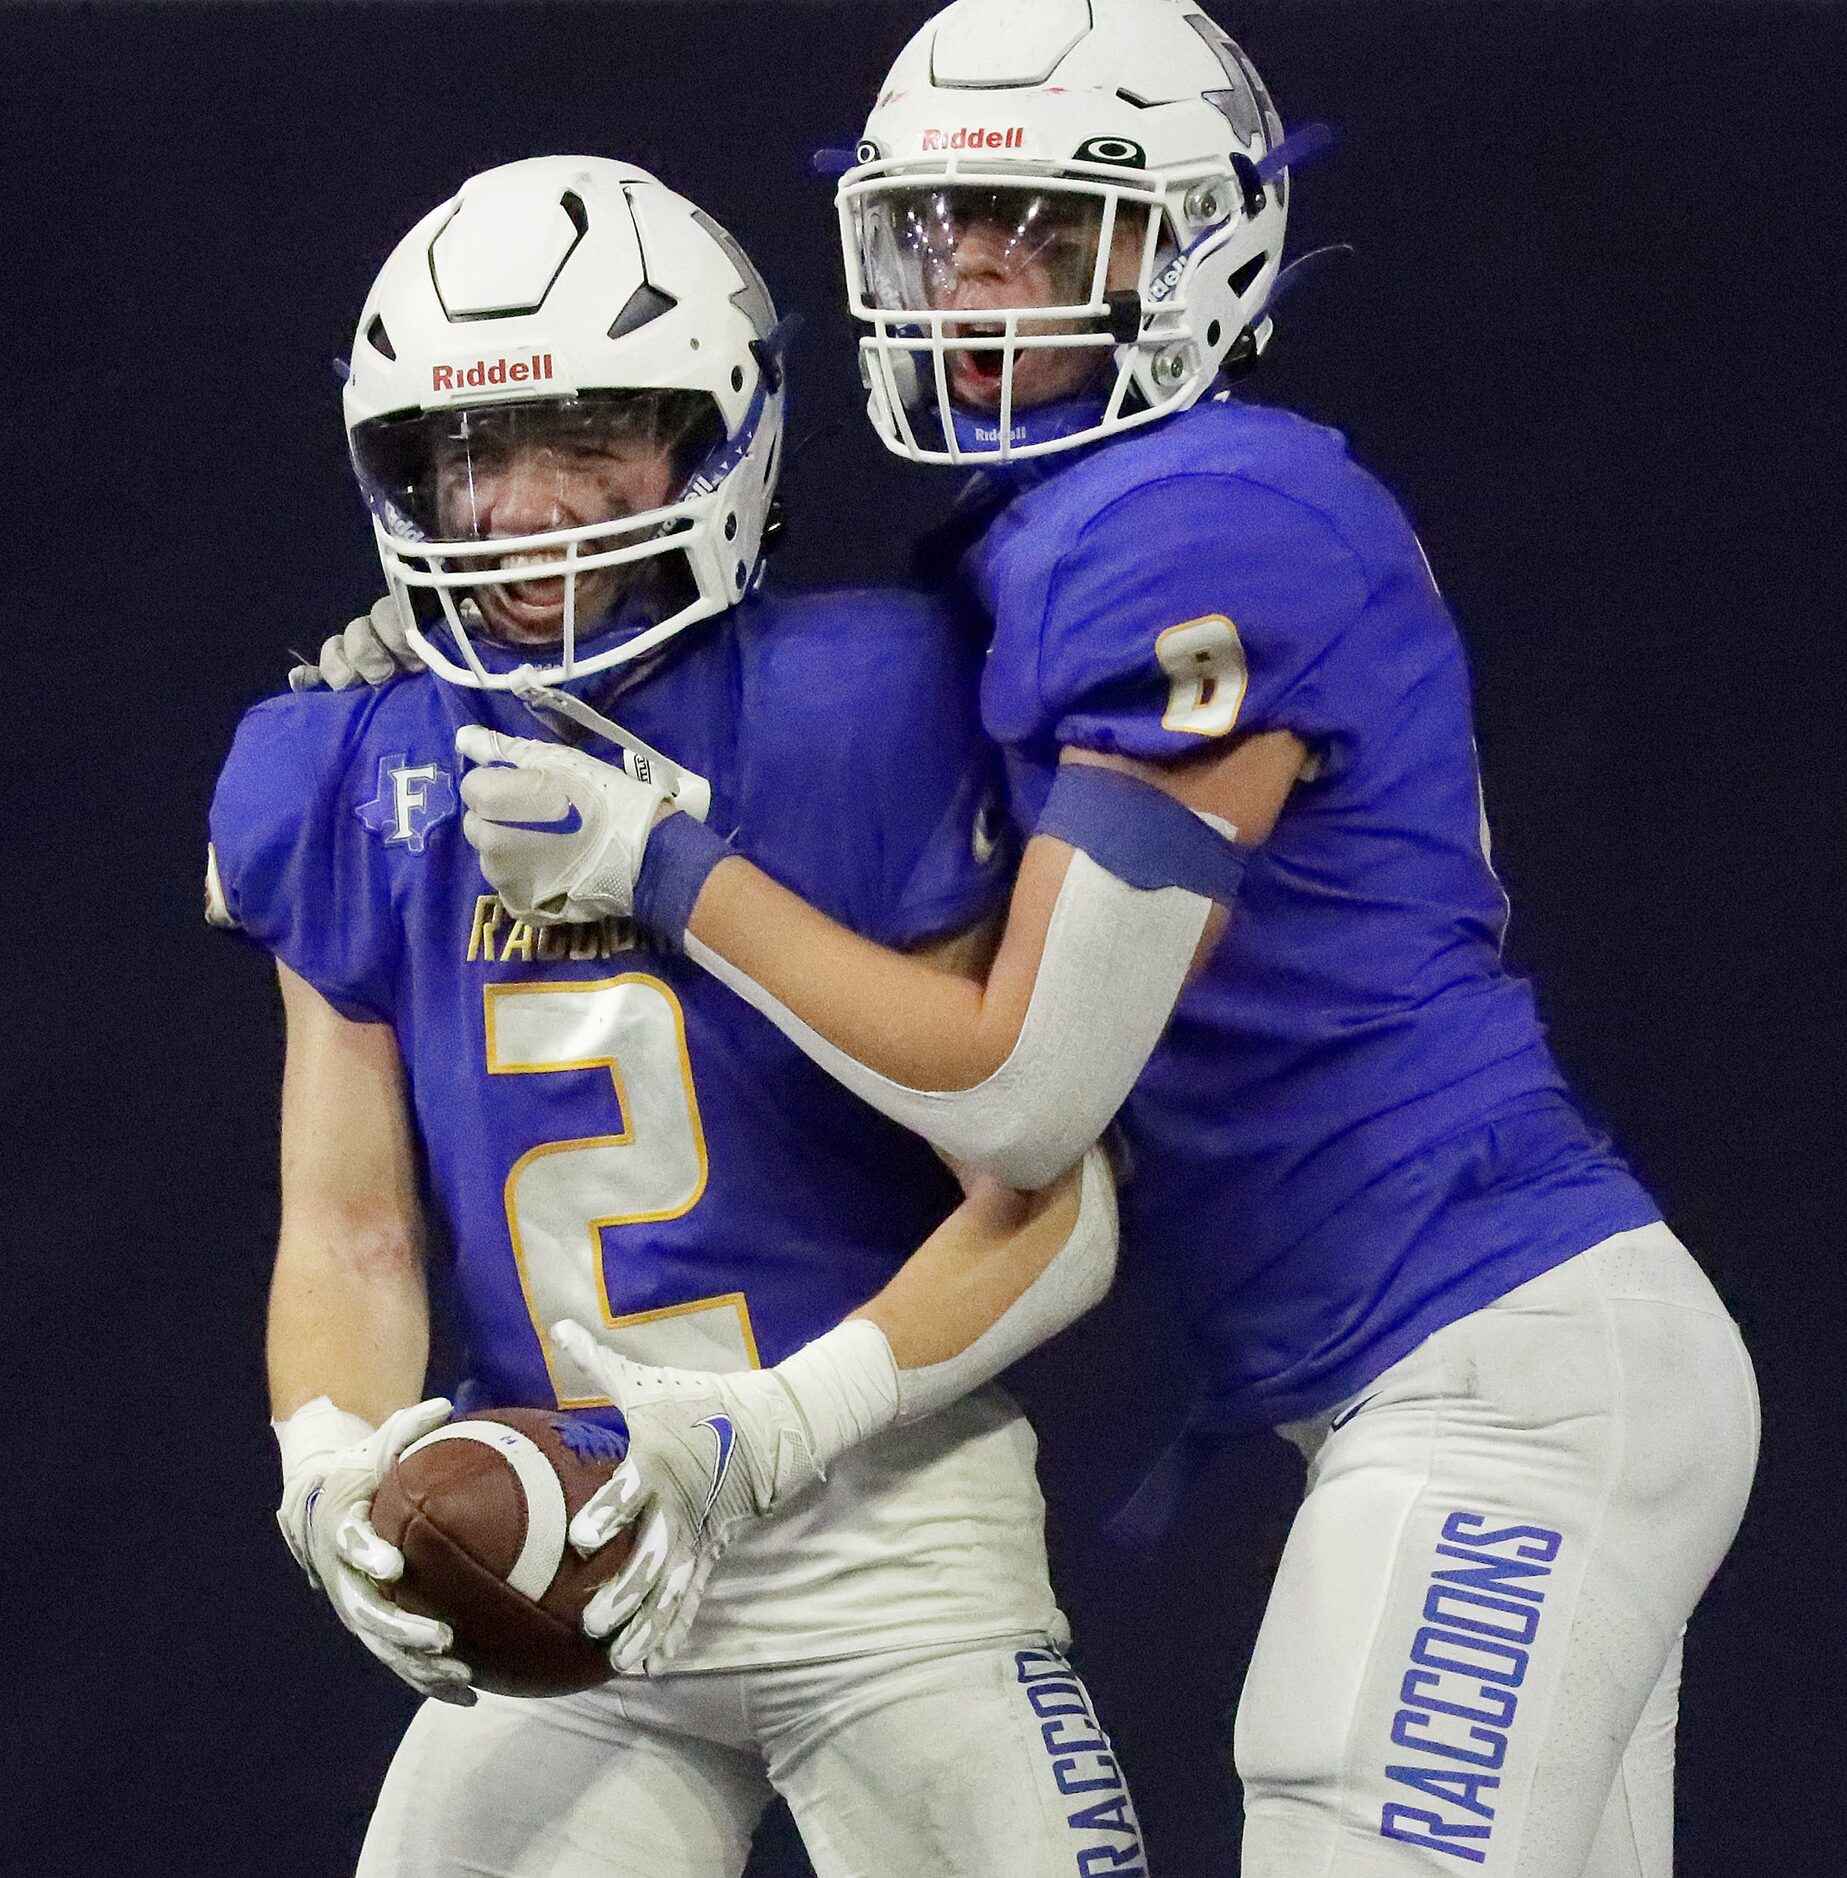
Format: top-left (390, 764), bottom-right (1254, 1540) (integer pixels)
top-left (838, 0), bottom-right (1302, 465)
top-left (344, 156), bottom-right (785, 688)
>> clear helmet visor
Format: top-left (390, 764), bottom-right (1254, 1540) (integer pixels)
top-left (850, 183), bottom-right (1169, 429)
top-left (349, 389), bottom-right (724, 658)
top-left (859, 185), bottom-right (1117, 317)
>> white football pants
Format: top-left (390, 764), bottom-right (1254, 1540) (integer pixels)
top-left (1236, 1222), bottom-right (1758, 1877)
top-left (356, 1635), bottom-right (1145, 1878)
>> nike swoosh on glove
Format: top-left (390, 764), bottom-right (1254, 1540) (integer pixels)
top-left (278, 1397), bottom-right (477, 1705)
top-left (549, 1322), bottom-right (827, 1674)
top-left (456, 725), bottom-right (671, 925)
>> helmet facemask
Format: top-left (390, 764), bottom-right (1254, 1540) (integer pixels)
top-left (350, 387), bottom-right (729, 687)
top-left (844, 166), bottom-right (1199, 463)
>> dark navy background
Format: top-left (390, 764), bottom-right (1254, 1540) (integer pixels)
top-left (7, 3), bottom-right (1839, 1872)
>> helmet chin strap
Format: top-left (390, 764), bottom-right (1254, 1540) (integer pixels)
top-left (507, 667), bottom-right (713, 823)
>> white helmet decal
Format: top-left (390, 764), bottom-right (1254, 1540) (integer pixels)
top-left (837, 0), bottom-right (1311, 466)
top-left (344, 157), bottom-right (785, 689)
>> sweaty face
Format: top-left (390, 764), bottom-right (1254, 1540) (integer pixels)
top-left (862, 187), bottom-right (1152, 412)
top-left (433, 420), bottom-right (678, 645)
top-left (351, 391), bottom-right (723, 649)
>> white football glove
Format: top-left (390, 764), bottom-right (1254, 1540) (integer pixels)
top-left (288, 595), bottom-right (420, 692)
top-left (550, 1321), bottom-right (835, 1673)
top-left (274, 1396), bottom-right (476, 1705)
top-left (454, 725), bottom-right (670, 925)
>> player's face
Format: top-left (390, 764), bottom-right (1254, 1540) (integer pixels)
top-left (432, 419), bottom-right (679, 646)
top-left (875, 188), bottom-right (1147, 411)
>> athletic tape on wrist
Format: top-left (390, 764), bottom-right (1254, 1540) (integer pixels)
top-left (775, 1320), bottom-right (902, 1471)
top-left (273, 1396), bottom-right (374, 1485)
top-left (1034, 761), bottom-right (1251, 904)
top-left (634, 811), bottom-right (733, 950)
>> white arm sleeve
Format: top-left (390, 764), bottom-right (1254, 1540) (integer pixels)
top-left (774, 1145), bottom-right (1119, 1447)
top-left (892, 1143), bottom-right (1118, 1423)
top-left (685, 852), bottom-right (1209, 1190)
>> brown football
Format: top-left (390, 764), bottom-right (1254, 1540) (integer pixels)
top-left (370, 1406), bottom-right (634, 1698)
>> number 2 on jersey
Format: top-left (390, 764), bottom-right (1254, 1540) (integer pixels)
top-left (486, 975), bottom-right (759, 1408)
top-left (1157, 614), bottom-right (1248, 737)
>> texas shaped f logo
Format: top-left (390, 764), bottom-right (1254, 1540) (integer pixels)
top-left (356, 753), bottom-right (458, 853)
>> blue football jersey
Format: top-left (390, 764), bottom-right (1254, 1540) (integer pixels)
top-left (970, 398), bottom-right (1660, 1432)
top-left (211, 586), bottom-right (1012, 1414)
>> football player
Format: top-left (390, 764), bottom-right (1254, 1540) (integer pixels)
top-left (442, 8), bottom-right (1761, 1876)
top-left (213, 156), bottom-right (1148, 1878)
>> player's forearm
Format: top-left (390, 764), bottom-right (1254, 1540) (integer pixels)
top-left (762, 1148), bottom-right (1115, 1480)
top-left (685, 838), bottom-right (1063, 1092)
top-left (267, 1224), bottom-right (430, 1424)
top-left (675, 751), bottom-right (1273, 1189)
top-left (834, 1146), bottom-right (1116, 1426)
top-left (851, 1167), bottom-right (1086, 1369)
top-left (270, 962), bottom-right (431, 1424)
top-left (686, 811), bottom-right (1210, 1188)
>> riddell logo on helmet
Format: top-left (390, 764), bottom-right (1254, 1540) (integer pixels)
top-left (921, 127), bottom-right (1026, 152)
top-left (431, 355), bottom-right (554, 393)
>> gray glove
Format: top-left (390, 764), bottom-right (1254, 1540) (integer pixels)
top-left (551, 1321), bottom-right (829, 1672)
top-left (455, 726), bottom-right (671, 925)
top-left (289, 596), bottom-right (419, 692)
top-left (275, 1396), bottom-right (476, 1705)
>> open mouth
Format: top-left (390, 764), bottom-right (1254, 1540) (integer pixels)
top-left (475, 550), bottom-right (627, 644)
top-left (947, 328), bottom-right (1008, 407)
top-left (492, 551), bottom-right (571, 626)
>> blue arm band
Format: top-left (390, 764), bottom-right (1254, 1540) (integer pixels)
top-left (1033, 762), bottom-right (1251, 905)
top-left (633, 811), bottom-right (733, 951)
